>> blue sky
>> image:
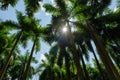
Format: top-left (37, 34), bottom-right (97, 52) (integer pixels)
top-left (0, 0), bottom-right (52, 63)
top-left (0, 0), bottom-right (53, 79)
top-left (0, 0), bottom-right (117, 79)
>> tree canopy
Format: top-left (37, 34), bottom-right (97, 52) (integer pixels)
top-left (0, 0), bottom-right (120, 80)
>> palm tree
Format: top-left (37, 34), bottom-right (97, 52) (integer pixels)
top-left (87, 63), bottom-right (109, 80)
top-left (0, 0), bottom-right (18, 10)
top-left (77, 45), bottom-right (90, 80)
top-left (0, 21), bottom-right (22, 79)
top-left (22, 35), bottom-right (38, 80)
top-left (101, 26), bottom-right (120, 69)
top-left (59, 46), bottom-right (71, 80)
top-left (8, 50), bottom-right (38, 80)
top-left (44, 1), bottom-right (85, 79)
top-left (1, 0), bottom-right (120, 79)
top-left (44, 33), bottom-right (72, 80)
top-left (39, 53), bottom-right (64, 80)
top-left (0, 30), bottom-right (8, 54)
top-left (73, 30), bottom-right (92, 80)
top-left (20, 18), bottom-right (43, 79)
top-left (86, 41), bottom-right (106, 80)
top-left (43, 0), bottom-right (120, 79)
top-left (0, 11), bottom-right (39, 79)
top-left (68, 0), bottom-right (120, 79)
top-left (0, 26), bottom-right (18, 80)
top-left (73, 27), bottom-right (106, 80)
top-left (86, 21), bottom-right (120, 80)
top-left (24, 0), bottom-right (42, 16)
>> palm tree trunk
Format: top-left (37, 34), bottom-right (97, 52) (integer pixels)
top-left (92, 48), bottom-right (106, 80)
top-left (67, 22), bottom-right (84, 80)
top-left (70, 45), bottom-right (85, 80)
top-left (22, 37), bottom-right (36, 80)
top-left (81, 55), bottom-right (89, 80)
top-left (86, 21), bottom-right (120, 80)
top-left (62, 47), bottom-right (70, 80)
top-left (78, 46), bottom-right (90, 80)
top-left (0, 31), bottom-right (22, 80)
top-left (65, 55), bottom-right (70, 80)
top-left (86, 40), bottom-right (106, 80)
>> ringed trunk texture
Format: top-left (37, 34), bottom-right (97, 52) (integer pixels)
top-left (86, 21), bottom-right (120, 80)
top-left (0, 31), bottom-right (22, 80)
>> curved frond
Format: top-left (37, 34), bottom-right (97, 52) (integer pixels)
top-left (35, 37), bottom-right (41, 53)
top-left (24, 0), bottom-right (42, 16)
top-left (0, 0), bottom-right (18, 10)
top-left (1, 20), bottom-right (20, 29)
top-left (43, 4), bottom-right (60, 16)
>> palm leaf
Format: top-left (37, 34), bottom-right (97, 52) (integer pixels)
top-left (43, 4), bottom-right (60, 16)
top-left (1, 20), bottom-right (20, 29)
top-left (24, 0), bottom-right (42, 16)
top-left (80, 44), bottom-right (89, 61)
top-left (35, 37), bottom-right (41, 53)
top-left (0, 0), bottom-right (18, 10)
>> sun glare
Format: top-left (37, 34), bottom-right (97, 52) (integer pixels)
top-left (62, 27), bottom-right (68, 33)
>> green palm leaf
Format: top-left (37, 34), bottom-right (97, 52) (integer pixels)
top-left (43, 4), bottom-right (61, 16)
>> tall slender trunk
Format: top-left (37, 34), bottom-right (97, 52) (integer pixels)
top-left (65, 55), bottom-right (70, 80)
top-left (71, 47), bottom-right (84, 80)
top-left (22, 37), bottom-right (36, 80)
top-left (78, 46), bottom-right (90, 80)
top-left (86, 21), bottom-right (120, 80)
top-left (61, 47), bottom-right (70, 80)
top-left (67, 22), bottom-right (84, 80)
top-left (106, 32), bottom-right (120, 69)
top-left (92, 47), bottom-right (106, 80)
top-left (104, 29), bottom-right (120, 71)
top-left (86, 40), bottom-right (106, 80)
top-left (0, 31), bottom-right (22, 80)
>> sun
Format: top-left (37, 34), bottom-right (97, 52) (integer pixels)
top-left (62, 27), bottom-right (68, 33)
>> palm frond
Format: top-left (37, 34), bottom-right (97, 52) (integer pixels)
top-left (80, 44), bottom-right (89, 61)
top-left (16, 11), bottom-right (25, 25)
top-left (1, 20), bottom-right (20, 29)
top-left (20, 32), bottom-right (31, 48)
top-left (43, 4), bottom-right (60, 16)
top-left (24, 0), bottom-right (42, 16)
top-left (54, 0), bottom-right (66, 11)
top-left (49, 43), bottom-right (58, 56)
top-left (95, 9), bottom-right (120, 23)
top-left (35, 37), bottom-right (41, 53)
top-left (0, 0), bottom-right (18, 10)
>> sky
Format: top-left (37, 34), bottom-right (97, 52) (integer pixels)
top-left (0, 0), bottom-right (53, 79)
top-left (0, 0), bottom-right (52, 63)
top-left (0, 0), bottom-right (117, 79)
